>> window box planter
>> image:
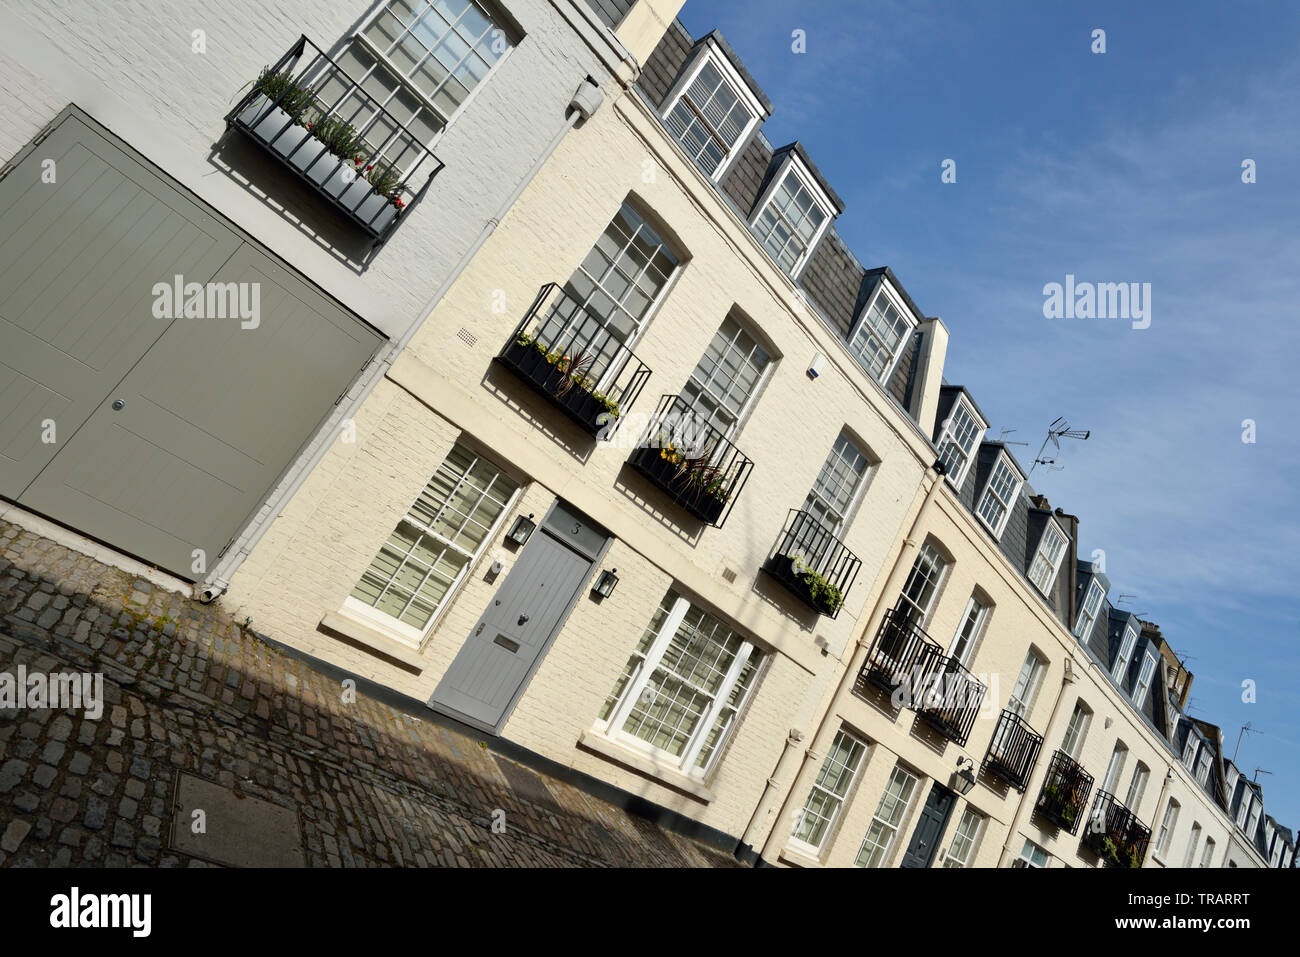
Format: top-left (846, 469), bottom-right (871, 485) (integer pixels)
top-left (224, 36), bottom-right (441, 247)
top-left (499, 337), bottom-right (613, 433)
top-left (628, 446), bottom-right (729, 525)
top-left (764, 554), bottom-right (842, 615)
top-left (1079, 789), bottom-right (1150, 867)
top-left (761, 510), bottom-right (861, 618)
top-left (495, 283), bottom-right (651, 439)
top-left (625, 393), bottom-right (753, 528)
top-left (1035, 750), bottom-right (1093, 835)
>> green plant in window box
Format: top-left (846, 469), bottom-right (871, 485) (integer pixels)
top-left (785, 552), bottom-right (844, 612)
top-left (512, 334), bottom-right (621, 419)
top-left (248, 67), bottom-right (317, 119)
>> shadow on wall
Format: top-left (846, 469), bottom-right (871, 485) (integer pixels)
top-left (207, 130), bottom-right (385, 274)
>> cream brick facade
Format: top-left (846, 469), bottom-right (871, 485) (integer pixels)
top-left (226, 12), bottom-right (945, 840)
top-left (220, 3), bottom-right (1281, 864)
top-left (762, 474), bottom-right (1269, 868)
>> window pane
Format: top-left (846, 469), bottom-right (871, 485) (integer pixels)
top-left (793, 729), bottom-right (866, 848)
top-left (349, 442), bottom-right (517, 632)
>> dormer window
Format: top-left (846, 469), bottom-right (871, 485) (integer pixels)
top-left (848, 283), bottom-right (916, 384)
top-left (935, 395), bottom-right (985, 488)
top-left (1112, 624), bottom-right (1137, 682)
top-left (1027, 520), bottom-right (1068, 595)
top-left (750, 156), bottom-right (835, 275)
top-left (1133, 651), bottom-right (1157, 707)
top-left (975, 451), bottom-right (1022, 539)
top-left (1195, 749), bottom-right (1212, 786)
top-left (1073, 578), bottom-right (1105, 639)
top-left (662, 44), bottom-right (764, 181)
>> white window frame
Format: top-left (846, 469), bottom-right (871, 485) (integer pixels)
top-left (1007, 650), bottom-right (1045, 718)
top-left (680, 314), bottom-right (774, 439)
top-left (1155, 799), bottom-right (1180, 856)
top-left (948, 594), bottom-right (988, 669)
top-left (846, 280), bottom-right (918, 386)
top-left (896, 542), bottom-right (947, 627)
top-left (1195, 748), bottom-right (1212, 787)
top-left (934, 394), bottom-right (985, 489)
top-left (1101, 743), bottom-right (1127, 795)
top-left (1027, 519), bottom-right (1068, 595)
top-left (596, 592), bottom-right (763, 777)
top-left (1124, 762), bottom-right (1149, 812)
top-left (1181, 734), bottom-right (1198, 769)
top-left (789, 728), bottom-right (867, 855)
top-left (1060, 701), bottom-right (1092, 760)
top-left (660, 42), bottom-right (765, 182)
top-left (1236, 792), bottom-right (1250, 828)
top-left (1073, 578), bottom-right (1105, 639)
top-left (747, 154), bottom-right (836, 278)
top-left (562, 201), bottom-right (682, 365)
top-left (1183, 822), bottom-right (1203, 868)
top-left (344, 0), bottom-right (519, 164)
top-left (1017, 838), bottom-right (1050, 868)
top-left (803, 432), bottom-right (871, 537)
top-left (1200, 837), bottom-right (1215, 867)
top-left (1132, 651), bottom-right (1157, 708)
top-left (854, 765), bottom-right (918, 868)
top-left (943, 807), bottom-right (984, 868)
top-left (974, 450), bottom-right (1022, 539)
top-left (342, 443), bottom-right (520, 646)
top-left (1245, 799), bottom-right (1261, 838)
top-left (1112, 625), bottom-right (1137, 682)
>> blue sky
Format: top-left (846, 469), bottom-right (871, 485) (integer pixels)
top-left (678, 0), bottom-right (1300, 831)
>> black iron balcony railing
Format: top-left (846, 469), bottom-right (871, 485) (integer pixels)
top-left (858, 609), bottom-right (986, 746)
top-left (1080, 789), bottom-right (1151, 868)
top-left (226, 35), bottom-right (443, 245)
top-left (494, 283), bottom-right (652, 439)
top-left (1035, 749), bottom-right (1094, 835)
top-left (626, 394), bottom-right (753, 527)
top-left (762, 510), bottom-right (861, 618)
top-left (913, 645), bottom-right (987, 747)
top-left (982, 709), bottom-right (1044, 792)
top-left (860, 608), bottom-right (942, 693)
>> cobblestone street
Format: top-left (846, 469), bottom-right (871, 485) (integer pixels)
top-left (0, 518), bottom-right (740, 868)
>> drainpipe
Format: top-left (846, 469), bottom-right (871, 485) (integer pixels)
top-left (196, 78), bottom-right (605, 603)
top-left (736, 728), bottom-right (804, 865)
top-left (995, 656), bottom-right (1077, 866)
top-left (752, 465), bottom-right (945, 865)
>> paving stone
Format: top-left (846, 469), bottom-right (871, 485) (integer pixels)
top-left (0, 517), bottom-right (738, 870)
top-left (1, 819), bottom-right (31, 852)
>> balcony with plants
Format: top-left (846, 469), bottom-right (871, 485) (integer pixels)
top-left (495, 283), bottom-right (652, 439)
top-left (226, 36), bottom-right (443, 246)
top-left (762, 510), bottom-right (861, 618)
top-left (1035, 749), bottom-right (1094, 835)
top-left (626, 395), bottom-right (753, 527)
top-left (1080, 789), bottom-right (1151, 868)
top-left (981, 709), bottom-right (1044, 792)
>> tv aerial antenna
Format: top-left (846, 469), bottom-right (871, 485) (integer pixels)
top-left (1028, 417), bottom-right (1090, 480)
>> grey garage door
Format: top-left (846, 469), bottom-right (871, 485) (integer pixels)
top-left (0, 107), bottom-right (383, 579)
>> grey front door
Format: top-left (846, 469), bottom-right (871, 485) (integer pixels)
top-left (0, 107), bottom-right (383, 577)
top-left (901, 784), bottom-right (956, 868)
top-left (430, 502), bottom-right (605, 731)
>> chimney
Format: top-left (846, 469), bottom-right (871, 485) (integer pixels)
top-left (909, 317), bottom-right (949, 436)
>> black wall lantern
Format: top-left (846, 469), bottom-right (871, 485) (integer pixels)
top-left (592, 568), bottom-right (619, 598)
top-left (506, 513), bottom-right (536, 546)
top-left (951, 757), bottom-right (976, 796)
